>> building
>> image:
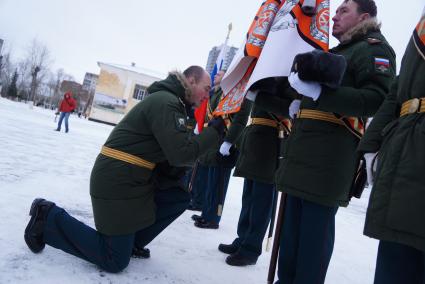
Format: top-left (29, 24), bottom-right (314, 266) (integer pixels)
top-left (205, 45), bottom-right (238, 74)
top-left (88, 62), bottom-right (165, 125)
top-left (82, 72), bottom-right (98, 93)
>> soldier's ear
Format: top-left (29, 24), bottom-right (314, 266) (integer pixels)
top-left (359, 13), bottom-right (371, 22)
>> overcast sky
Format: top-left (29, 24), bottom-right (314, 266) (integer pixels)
top-left (0, 0), bottom-right (423, 83)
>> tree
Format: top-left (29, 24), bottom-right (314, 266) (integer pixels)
top-left (7, 70), bottom-right (18, 99)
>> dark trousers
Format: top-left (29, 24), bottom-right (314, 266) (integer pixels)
top-left (189, 164), bottom-right (209, 208)
top-left (43, 187), bottom-right (190, 273)
top-left (276, 195), bottom-right (338, 284)
top-left (232, 179), bottom-right (275, 258)
top-left (374, 240), bottom-right (425, 284)
top-left (201, 165), bottom-right (232, 224)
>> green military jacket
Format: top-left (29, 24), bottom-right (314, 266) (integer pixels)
top-left (358, 26), bottom-right (425, 252)
top-left (199, 88), bottom-right (252, 167)
top-left (234, 80), bottom-right (293, 184)
top-left (275, 19), bottom-right (396, 207)
top-left (90, 73), bottom-right (220, 235)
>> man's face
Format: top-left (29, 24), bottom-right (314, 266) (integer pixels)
top-left (213, 70), bottom-right (225, 87)
top-left (188, 72), bottom-right (211, 107)
top-left (332, 0), bottom-right (370, 40)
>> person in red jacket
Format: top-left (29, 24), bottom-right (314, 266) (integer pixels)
top-left (55, 92), bottom-right (77, 133)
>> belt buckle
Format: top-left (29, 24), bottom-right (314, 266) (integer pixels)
top-left (408, 98), bottom-right (420, 114)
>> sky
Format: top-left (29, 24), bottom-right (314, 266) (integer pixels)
top-left (0, 0), bottom-right (423, 83)
top-left (0, 96), bottom-right (379, 283)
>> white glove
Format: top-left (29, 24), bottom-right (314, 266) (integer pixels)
top-left (288, 72), bottom-right (322, 101)
top-left (289, 99), bottom-right (301, 119)
top-left (364, 152), bottom-right (378, 187)
top-left (219, 141), bottom-right (232, 156)
top-left (193, 123), bottom-right (200, 135)
top-left (245, 90), bottom-right (258, 102)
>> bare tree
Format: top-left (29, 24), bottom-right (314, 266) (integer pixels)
top-left (23, 39), bottom-right (53, 104)
top-left (0, 45), bottom-right (17, 98)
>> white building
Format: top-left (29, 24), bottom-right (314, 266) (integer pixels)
top-left (88, 62), bottom-right (165, 125)
top-left (205, 45), bottom-right (238, 74)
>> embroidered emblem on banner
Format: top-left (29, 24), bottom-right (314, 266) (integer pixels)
top-left (374, 57), bottom-right (390, 73)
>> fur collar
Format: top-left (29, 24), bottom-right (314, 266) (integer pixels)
top-left (169, 71), bottom-right (193, 104)
top-left (339, 18), bottom-right (381, 44)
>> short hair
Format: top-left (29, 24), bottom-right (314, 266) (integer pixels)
top-left (344, 0), bottom-right (377, 17)
top-left (183, 65), bottom-right (206, 83)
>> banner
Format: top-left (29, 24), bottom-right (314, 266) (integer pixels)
top-left (215, 0), bottom-right (330, 115)
top-left (413, 5), bottom-right (425, 59)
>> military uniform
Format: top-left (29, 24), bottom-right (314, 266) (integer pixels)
top-left (196, 88), bottom-right (251, 227)
top-left (275, 20), bottom-right (396, 284)
top-left (40, 73), bottom-right (221, 272)
top-left (357, 12), bottom-right (425, 283)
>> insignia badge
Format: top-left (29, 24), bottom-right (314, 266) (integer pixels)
top-left (174, 114), bottom-right (187, 132)
top-left (374, 57), bottom-right (390, 73)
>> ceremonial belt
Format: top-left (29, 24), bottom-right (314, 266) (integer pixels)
top-left (297, 109), bottom-right (365, 139)
top-left (100, 146), bottom-right (156, 170)
top-left (251, 118), bottom-right (279, 128)
top-left (297, 109), bottom-right (344, 125)
top-left (400, 98), bottom-right (425, 117)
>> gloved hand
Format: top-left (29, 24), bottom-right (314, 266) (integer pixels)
top-left (193, 123), bottom-right (200, 135)
top-left (288, 72), bottom-right (322, 101)
top-left (216, 146), bottom-right (239, 168)
top-left (289, 99), bottom-right (301, 119)
top-left (219, 141), bottom-right (232, 156)
top-left (364, 152), bottom-right (378, 187)
top-left (245, 90), bottom-right (259, 102)
top-left (208, 116), bottom-right (226, 137)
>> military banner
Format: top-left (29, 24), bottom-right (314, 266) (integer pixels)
top-left (215, 0), bottom-right (330, 115)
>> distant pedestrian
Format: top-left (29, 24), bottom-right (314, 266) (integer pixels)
top-left (55, 92), bottom-right (76, 133)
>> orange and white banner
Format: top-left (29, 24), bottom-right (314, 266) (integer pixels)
top-left (215, 0), bottom-right (330, 115)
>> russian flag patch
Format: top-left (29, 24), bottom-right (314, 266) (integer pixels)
top-left (374, 57), bottom-right (390, 73)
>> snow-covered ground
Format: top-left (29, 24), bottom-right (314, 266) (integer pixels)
top-left (0, 97), bottom-right (378, 284)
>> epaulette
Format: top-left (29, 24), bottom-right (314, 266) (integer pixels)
top-left (366, 37), bottom-right (382, 45)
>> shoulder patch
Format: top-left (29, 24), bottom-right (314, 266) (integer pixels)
top-left (374, 57), bottom-right (391, 73)
top-left (174, 113), bottom-right (187, 132)
top-left (367, 38), bottom-right (382, 45)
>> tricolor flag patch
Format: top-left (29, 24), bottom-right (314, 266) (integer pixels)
top-left (374, 57), bottom-right (390, 73)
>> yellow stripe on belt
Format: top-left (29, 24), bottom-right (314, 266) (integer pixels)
top-left (400, 98), bottom-right (425, 117)
top-left (297, 109), bottom-right (344, 126)
top-left (251, 118), bottom-right (279, 128)
top-left (100, 146), bottom-right (156, 170)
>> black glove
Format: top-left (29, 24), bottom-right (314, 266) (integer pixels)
top-left (208, 116), bottom-right (225, 137)
top-left (216, 146), bottom-right (239, 168)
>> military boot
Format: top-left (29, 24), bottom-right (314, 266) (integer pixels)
top-left (24, 198), bottom-right (55, 253)
top-left (131, 247), bottom-right (150, 258)
top-left (225, 251), bottom-right (257, 266)
top-left (218, 243), bottom-right (239, 254)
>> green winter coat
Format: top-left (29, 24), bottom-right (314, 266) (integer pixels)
top-left (357, 28), bottom-right (425, 252)
top-left (199, 88), bottom-right (252, 167)
top-left (234, 80), bottom-right (293, 184)
top-left (276, 19), bottom-right (396, 207)
top-left (90, 73), bottom-right (220, 235)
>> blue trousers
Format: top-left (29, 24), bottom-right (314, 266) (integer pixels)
top-left (189, 164), bottom-right (209, 208)
top-left (201, 165), bottom-right (232, 224)
top-left (57, 112), bottom-right (71, 132)
top-left (232, 179), bottom-right (275, 258)
top-left (374, 240), bottom-right (425, 284)
top-left (276, 195), bottom-right (338, 284)
top-left (43, 187), bottom-right (190, 273)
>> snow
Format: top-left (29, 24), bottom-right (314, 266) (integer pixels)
top-left (0, 97), bottom-right (378, 284)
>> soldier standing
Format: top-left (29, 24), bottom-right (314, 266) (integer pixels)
top-left (274, 0), bottom-right (396, 283)
top-left (358, 7), bottom-right (425, 284)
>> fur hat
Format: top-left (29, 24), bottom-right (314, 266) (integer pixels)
top-left (291, 50), bottom-right (347, 89)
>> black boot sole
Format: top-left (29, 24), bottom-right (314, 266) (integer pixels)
top-left (24, 198), bottom-right (46, 253)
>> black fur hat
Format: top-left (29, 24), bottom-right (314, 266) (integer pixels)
top-left (291, 50), bottom-right (347, 89)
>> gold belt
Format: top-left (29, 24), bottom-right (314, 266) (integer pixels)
top-left (251, 118), bottom-right (279, 128)
top-left (297, 109), bottom-right (344, 126)
top-left (100, 146), bottom-right (156, 170)
top-left (400, 98), bottom-right (425, 117)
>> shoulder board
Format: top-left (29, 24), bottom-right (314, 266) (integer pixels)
top-left (366, 38), bottom-right (382, 45)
